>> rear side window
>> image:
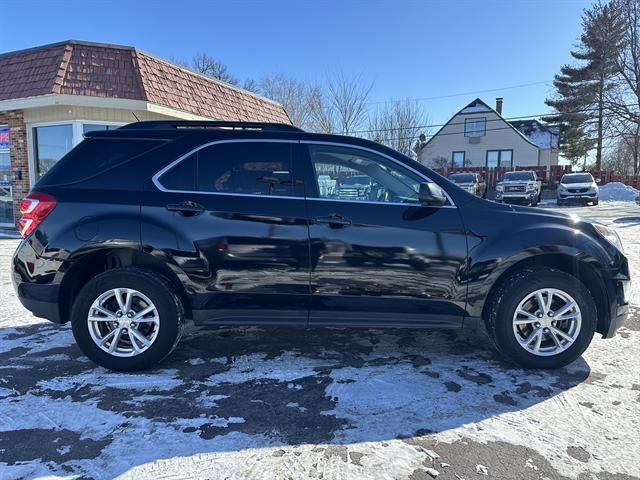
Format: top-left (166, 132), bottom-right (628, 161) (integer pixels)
top-left (158, 142), bottom-right (301, 197)
top-left (197, 142), bottom-right (295, 196)
top-left (37, 138), bottom-right (164, 187)
top-left (158, 154), bottom-right (195, 191)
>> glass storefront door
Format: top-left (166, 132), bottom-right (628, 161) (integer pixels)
top-left (0, 148), bottom-right (12, 226)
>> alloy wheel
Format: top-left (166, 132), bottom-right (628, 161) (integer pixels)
top-left (512, 288), bottom-right (582, 357)
top-left (87, 288), bottom-right (160, 357)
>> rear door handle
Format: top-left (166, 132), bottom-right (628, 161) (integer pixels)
top-left (315, 214), bottom-right (352, 227)
top-left (166, 201), bottom-right (205, 216)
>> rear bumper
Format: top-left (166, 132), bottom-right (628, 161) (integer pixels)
top-left (14, 286), bottom-right (62, 323)
top-left (11, 240), bottom-right (64, 323)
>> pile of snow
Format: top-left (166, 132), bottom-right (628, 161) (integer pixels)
top-left (599, 182), bottom-right (640, 202)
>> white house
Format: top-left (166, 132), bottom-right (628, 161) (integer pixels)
top-left (418, 98), bottom-right (559, 169)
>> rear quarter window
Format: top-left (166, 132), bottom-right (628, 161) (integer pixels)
top-left (36, 138), bottom-right (165, 187)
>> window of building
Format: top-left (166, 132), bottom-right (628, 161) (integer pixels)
top-left (33, 124), bottom-right (74, 177)
top-left (452, 151), bottom-right (466, 168)
top-left (464, 117), bottom-right (486, 137)
top-left (196, 142), bottom-right (298, 197)
top-left (486, 150), bottom-right (513, 167)
top-left (31, 121), bottom-right (125, 181)
top-left (82, 123), bottom-right (120, 134)
top-left (307, 144), bottom-right (423, 204)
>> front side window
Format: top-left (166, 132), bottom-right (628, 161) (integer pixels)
top-left (195, 142), bottom-right (298, 197)
top-left (452, 151), bottom-right (465, 168)
top-left (33, 124), bottom-right (74, 177)
top-left (464, 117), bottom-right (486, 137)
top-left (307, 144), bottom-right (423, 204)
top-left (486, 150), bottom-right (513, 167)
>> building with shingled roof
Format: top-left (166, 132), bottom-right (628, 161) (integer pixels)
top-left (0, 40), bottom-right (291, 227)
top-left (417, 98), bottom-right (559, 170)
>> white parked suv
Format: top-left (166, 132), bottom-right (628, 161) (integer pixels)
top-left (557, 173), bottom-right (599, 206)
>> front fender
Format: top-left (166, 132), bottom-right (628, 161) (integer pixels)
top-left (461, 204), bottom-right (617, 318)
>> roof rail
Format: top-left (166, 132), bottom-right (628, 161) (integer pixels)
top-left (119, 120), bottom-right (304, 132)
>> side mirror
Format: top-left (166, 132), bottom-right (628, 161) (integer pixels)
top-left (419, 182), bottom-right (447, 206)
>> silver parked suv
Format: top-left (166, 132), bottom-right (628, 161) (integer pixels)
top-left (557, 172), bottom-right (599, 206)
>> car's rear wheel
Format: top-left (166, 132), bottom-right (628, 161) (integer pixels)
top-left (485, 266), bottom-right (596, 369)
top-left (71, 268), bottom-right (184, 371)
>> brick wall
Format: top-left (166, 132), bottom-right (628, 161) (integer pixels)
top-left (0, 110), bottom-right (29, 227)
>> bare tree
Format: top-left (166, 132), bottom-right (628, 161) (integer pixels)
top-left (307, 85), bottom-right (336, 133)
top-left (606, 0), bottom-right (640, 164)
top-left (428, 155), bottom-right (450, 170)
top-left (259, 75), bottom-right (315, 129)
top-left (308, 71), bottom-right (372, 134)
top-left (606, 117), bottom-right (640, 173)
top-left (191, 53), bottom-right (239, 85)
top-left (366, 99), bottom-right (428, 156)
top-left (241, 79), bottom-right (260, 94)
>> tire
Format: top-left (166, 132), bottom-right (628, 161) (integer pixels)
top-left (530, 197), bottom-right (538, 207)
top-left (71, 267), bottom-right (185, 371)
top-left (485, 266), bottom-right (596, 369)
top-left (592, 199), bottom-right (599, 206)
top-left (557, 199), bottom-right (565, 206)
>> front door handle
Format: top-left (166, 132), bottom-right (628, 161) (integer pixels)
top-left (315, 214), bottom-right (352, 227)
top-left (166, 201), bottom-right (205, 216)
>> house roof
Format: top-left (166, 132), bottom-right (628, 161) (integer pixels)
top-left (508, 119), bottom-right (559, 149)
top-left (0, 40), bottom-right (291, 124)
top-left (423, 98), bottom-right (556, 150)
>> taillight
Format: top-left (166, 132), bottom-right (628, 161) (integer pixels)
top-left (18, 192), bottom-right (57, 238)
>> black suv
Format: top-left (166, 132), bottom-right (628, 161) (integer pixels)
top-left (12, 121), bottom-right (630, 371)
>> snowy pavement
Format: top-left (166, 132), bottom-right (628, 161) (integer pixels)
top-left (1, 202), bottom-right (639, 480)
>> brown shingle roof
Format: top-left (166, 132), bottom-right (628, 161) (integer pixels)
top-left (0, 43), bottom-right (68, 101)
top-left (0, 40), bottom-right (291, 124)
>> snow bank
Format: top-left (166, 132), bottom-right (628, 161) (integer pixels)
top-left (599, 182), bottom-right (639, 202)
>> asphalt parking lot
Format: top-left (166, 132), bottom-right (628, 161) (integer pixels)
top-left (1, 202), bottom-right (639, 480)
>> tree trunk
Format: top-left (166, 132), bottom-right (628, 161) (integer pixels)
top-left (596, 76), bottom-right (604, 170)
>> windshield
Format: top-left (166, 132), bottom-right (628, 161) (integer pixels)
top-left (503, 172), bottom-right (534, 181)
top-left (449, 174), bottom-right (475, 183)
top-left (561, 173), bottom-right (594, 184)
top-left (343, 175), bottom-right (370, 186)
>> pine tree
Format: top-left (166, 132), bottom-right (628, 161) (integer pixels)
top-left (544, 2), bottom-right (625, 168)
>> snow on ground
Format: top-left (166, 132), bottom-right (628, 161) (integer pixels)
top-left (599, 182), bottom-right (640, 202)
top-left (1, 203), bottom-right (639, 480)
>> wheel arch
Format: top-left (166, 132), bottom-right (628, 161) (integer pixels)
top-left (480, 253), bottom-right (609, 335)
top-left (58, 248), bottom-right (191, 323)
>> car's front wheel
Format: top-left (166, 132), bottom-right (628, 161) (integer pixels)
top-left (71, 268), bottom-right (184, 371)
top-left (485, 266), bottom-right (596, 369)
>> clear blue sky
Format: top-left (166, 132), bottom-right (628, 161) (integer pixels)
top-left (1, 0), bottom-right (593, 126)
